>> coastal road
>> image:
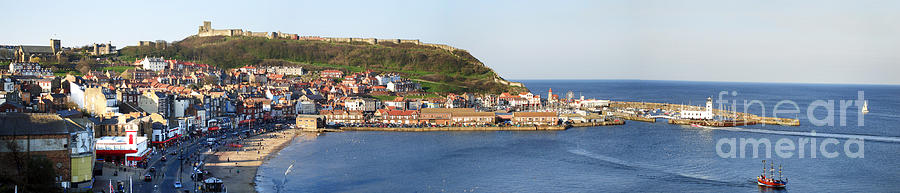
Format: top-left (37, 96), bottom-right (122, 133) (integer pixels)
top-left (133, 134), bottom-right (215, 193)
top-left (130, 121), bottom-right (283, 193)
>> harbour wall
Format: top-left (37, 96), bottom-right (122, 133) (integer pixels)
top-left (569, 120), bottom-right (625, 127)
top-left (341, 125), bottom-right (567, 132)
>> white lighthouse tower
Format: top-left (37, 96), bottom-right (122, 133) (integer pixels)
top-left (547, 88), bottom-right (554, 103)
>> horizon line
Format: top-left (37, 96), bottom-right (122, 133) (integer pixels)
top-left (509, 78), bottom-right (900, 86)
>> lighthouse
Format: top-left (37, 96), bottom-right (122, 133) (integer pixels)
top-left (548, 88), bottom-right (553, 103)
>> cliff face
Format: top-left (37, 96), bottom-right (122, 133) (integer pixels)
top-left (119, 36), bottom-right (526, 93)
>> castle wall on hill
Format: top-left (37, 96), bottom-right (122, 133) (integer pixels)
top-left (196, 21), bottom-right (461, 52)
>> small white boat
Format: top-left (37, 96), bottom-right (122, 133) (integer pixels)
top-left (862, 100), bottom-right (869, 114)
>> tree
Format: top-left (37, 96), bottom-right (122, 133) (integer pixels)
top-left (1, 139), bottom-right (60, 193)
top-left (120, 70), bottom-right (133, 79)
top-left (76, 57), bottom-right (95, 75)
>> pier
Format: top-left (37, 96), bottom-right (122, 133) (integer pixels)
top-left (609, 101), bottom-right (801, 127)
top-left (568, 120), bottom-right (625, 127)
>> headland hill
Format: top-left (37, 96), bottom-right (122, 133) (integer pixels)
top-left (118, 21), bottom-right (527, 94)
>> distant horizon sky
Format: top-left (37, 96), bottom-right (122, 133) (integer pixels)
top-left (3, 0), bottom-right (899, 84)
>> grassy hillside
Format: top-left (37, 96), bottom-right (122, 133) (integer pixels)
top-left (119, 36), bottom-right (526, 93)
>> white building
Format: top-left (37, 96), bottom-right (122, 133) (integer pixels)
top-left (140, 56), bottom-right (167, 71)
top-left (386, 81), bottom-right (420, 92)
top-left (344, 98), bottom-right (376, 112)
top-left (579, 99), bottom-right (610, 108)
top-left (173, 98), bottom-right (191, 118)
top-left (69, 81), bottom-right (86, 109)
top-left (266, 66), bottom-right (304, 75)
top-left (95, 129), bottom-right (150, 167)
top-left (296, 100), bottom-right (316, 114)
top-left (376, 75), bottom-right (401, 85)
top-left (8, 62), bottom-right (52, 76)
top-left (680, 97), bottom-right (714, 120)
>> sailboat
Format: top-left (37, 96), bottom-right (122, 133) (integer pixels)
top-left (757, 160), bottom-right (788, 188)
top-left (862, 100), bottom-right (869, 114)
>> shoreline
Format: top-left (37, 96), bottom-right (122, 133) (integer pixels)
top-left (202, 129), bottom-right (309, 193)
top-left (340, 125), bottom-right (567, 132)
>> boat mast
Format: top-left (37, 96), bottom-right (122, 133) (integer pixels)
top-left (762, 160), bottom-right (766, 177)
top-left (778, 164), bottom-right (783, 180)
top-left (770, 161), bottom-right (775, 179)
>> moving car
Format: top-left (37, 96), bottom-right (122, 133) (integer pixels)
top-left (174, 181), bottom-right (183, 188)
top-left (143, 174), bottom-right (152, 182)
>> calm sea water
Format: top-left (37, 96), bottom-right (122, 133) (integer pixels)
top-left (257, 80), bottom-right (900, 192)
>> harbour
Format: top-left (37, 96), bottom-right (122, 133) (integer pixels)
top-left (257, 80), bottom-right (900, 192)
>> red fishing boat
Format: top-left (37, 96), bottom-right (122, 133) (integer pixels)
top-left (757, 160), bottom-right (788, 188)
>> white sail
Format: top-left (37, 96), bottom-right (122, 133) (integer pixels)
top-left (862, 100), bottom-right (869, 114)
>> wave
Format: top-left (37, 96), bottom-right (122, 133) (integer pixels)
top-left (271, 161), bottom-right (295, 193)
top-left (866, 112), bottom-right (900, 119)
top-left (693, 125), bottom-right (900, 143)
top-left (567, 148), bottom-right (752, 187)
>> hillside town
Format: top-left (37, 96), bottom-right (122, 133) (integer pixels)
top-left (1, 41), bottom-right (616, 192)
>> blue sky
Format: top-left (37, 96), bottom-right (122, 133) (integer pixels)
top-left (3, 0), bottom-right (898, 84)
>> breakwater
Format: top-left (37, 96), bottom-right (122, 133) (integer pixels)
top-left (610, 101), bottom-right (800, 126)
top-left (569, 120), bottom-right (625, 127)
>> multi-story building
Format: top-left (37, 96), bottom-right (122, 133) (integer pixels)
top-left (450, 112), bottom-right (496, 126)
top-left (8, 62), bottom-right (52, 76)
top-left (319, 110), bottom-right (365, 124)
top-left (374, 109), bottom-right (418, 124)
top-left (69, 81), bottom-right (86, 109)
top-left (295, 100), bottom-right (316, 114)
top-left (512, 112), bottom-right (558, 125)
top-left (344, 98), bottom-right (377, 112)
top-left (83, 87), bottom-right (118, 116)
top-left (419, 108), bottom-right (475, 125)
top-left (139, 56), bottom-right (167, 71)
top-left (0, 113), bottom-right (95, 188)
top-left (295, 115), bottom-right (325, 129)
top-left (266, 66), bottom-right (304, 75)
top-left (320, 70), bottom-right (343, 78)
top-left (386, 81), bottom-right (420, 92)
top-left (138, 91), bottom-right (171, 118)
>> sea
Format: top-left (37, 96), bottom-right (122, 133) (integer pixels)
top-left (256, 80), bottom-right (900, 192)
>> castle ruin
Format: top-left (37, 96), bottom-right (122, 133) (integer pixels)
top-left (195, 21), bottom-right (459, 52)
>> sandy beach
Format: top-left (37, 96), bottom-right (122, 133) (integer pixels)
top-left (202, 129), bottom-right (312, 193)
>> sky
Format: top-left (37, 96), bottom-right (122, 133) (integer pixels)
top-left (2, 0), bottom-right (899, 84)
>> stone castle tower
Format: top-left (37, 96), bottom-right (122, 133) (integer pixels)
top-left (199, 21), bottom-right (212, 34)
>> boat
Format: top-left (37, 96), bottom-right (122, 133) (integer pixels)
top-left (862, 100), bottom-right (869, 114)
top-left (756, 160), bottom-right (787, 188)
